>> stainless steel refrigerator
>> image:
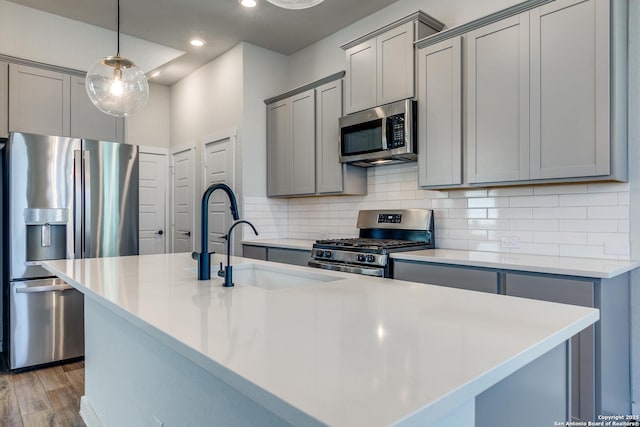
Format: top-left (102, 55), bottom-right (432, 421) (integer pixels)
top-left (4, 132), bottom-right (138, 369)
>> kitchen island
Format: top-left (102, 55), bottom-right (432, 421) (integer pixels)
top-left (43, 253), bottom-right (598, 427)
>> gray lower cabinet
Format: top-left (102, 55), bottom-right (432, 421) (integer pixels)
top-left (8, 63), bottom-right (124, 141)
top-left (505, 272), bottom-right (631, 421)
top-left (242, 245), bottom-right (311, 267)
top-left (0, 61), bottom-right (8, 138)
top-left (391, 258), bottom-right (631, 421)
top-left (392, 260), bottom-right (499, 294)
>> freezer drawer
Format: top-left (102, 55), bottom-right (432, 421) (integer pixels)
top-left (9, 278), bottom-right (84, 369)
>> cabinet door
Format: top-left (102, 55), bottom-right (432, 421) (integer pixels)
top-left (466, 13), bottom-right (529, 184)
top-left (70, 76), bottom-right (125, 142)
top-left (345, 39), bottom-right (376, 114)
top-left (266, 99), bottom-right (291, 196)
top-left (393, 261), bottom-right (499, 294)
top-left (267, 248), bottom-right (311, 267)
top-left (0, 61), bottom-right (8, 138)
top-left (376, 21), bottom-right (414, 106)
top-left (418, 37), bottom-right (462, 187)
top-left (9, 64), bottom-right (71, 137)
top-left (530, 0), bottom-right (609, 179)
top-left (505, 273), bottom-right (595, 421)
top-left (290, 89), bottom-right (315, 195)
top-left (316, 80), bottom-right (344, 194)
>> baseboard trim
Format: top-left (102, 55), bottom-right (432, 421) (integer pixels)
top-left (80, 396), bottom-right (103, 427)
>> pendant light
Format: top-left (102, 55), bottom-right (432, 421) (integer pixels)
top-left (85, 0), bottom-right (149, 117)
top-left (265, 0), bottom-right (325, 9)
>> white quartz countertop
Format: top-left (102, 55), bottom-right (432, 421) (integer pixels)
top-left (42, 254), bottom-right (598, 427)
top-left (241, 239), bottom-right (314, 250)
top-left (391, 249), bottom-right (640, 278)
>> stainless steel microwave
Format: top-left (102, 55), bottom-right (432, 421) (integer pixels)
top-left (339, 99), bottom-right (417, 167)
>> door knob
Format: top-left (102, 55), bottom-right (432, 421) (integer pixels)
top-left (155, 230), bottom-right (164, 235)
top-left (182, 231), bottom-right (191, 237)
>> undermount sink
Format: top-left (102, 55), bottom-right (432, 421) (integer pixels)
top-left (231, 263), bottom-right (344, 290)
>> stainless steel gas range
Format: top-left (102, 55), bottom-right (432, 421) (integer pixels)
top-left (308, 209), bottom-right (434, 277)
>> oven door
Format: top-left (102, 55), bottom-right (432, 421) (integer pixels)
top-left (308, 260), bottom-right (385, 277)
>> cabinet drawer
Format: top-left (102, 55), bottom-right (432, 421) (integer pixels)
top-left (392, 261), bottom-right (499, 293)
top-left (267, 248), bottom-right (311, 267)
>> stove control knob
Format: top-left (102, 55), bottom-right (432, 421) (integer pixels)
top-left (323, 251), bottom-right (332, 259)
top-left (315, 250), bottom-right (324, 257)
top-left (366, 255), bottom-right (376, 263)
top-left (356, 254), bottom-right (365, 262)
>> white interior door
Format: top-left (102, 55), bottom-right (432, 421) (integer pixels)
top-left (203, 134), bottom-right (235, 255)
top-left (139, 151), bottom-right (167, 255)
top-left (171, 148), bottom-right (194, 253)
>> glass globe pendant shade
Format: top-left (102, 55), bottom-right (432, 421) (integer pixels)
top-left (85, 55), bottom-right (149, 117)
top-left (265, 0), bottom-right (324, 9)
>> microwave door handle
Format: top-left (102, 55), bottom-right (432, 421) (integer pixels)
top-left (383, 117), bottom-right (391, 150)
top-left (73, 150), bottom-right (82, 259)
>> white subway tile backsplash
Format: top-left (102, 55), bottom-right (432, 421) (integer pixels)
top-left (559, 192), bottom-right (618, 206)
top-left (510, 219), bottom-right (559, 231)
top-left (588, 206), bottom-right (629, 219)
top-left (533, 207), bottom-right (587, 219)
top-left (244, 167), bottom-right (630, 260)
top-left (468, 219), bottom-right (510, 230)
top-left (467, 197), bottom-right (509, 208)
top-left (488, 187), bottom-right (534, 197)
top-left (488, 208), bottom-right (533, 219)
top-left (510, 195), bottom-right (558, 208)
top-left (534, 231), bottom-right (587, 245)
top-left (559, 219), bottom-right (618, 232)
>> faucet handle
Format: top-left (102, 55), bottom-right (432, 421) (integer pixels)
top-left (217, 262), bottom-right (225, 277)
top-left (191, 251), bottom-right (199, 261)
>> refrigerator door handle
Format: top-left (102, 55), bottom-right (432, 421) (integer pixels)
top-left (15, 283), bottom-right (75, 293)
top-left (83, 150), bottom-right (91, 258)
top-left (74, 150), bottom-right (82, 258)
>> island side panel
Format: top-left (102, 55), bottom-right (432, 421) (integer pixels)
top-left (82, 298), bottom-right (301, 427)
top-left (476, 342), bottom-right (568, 427)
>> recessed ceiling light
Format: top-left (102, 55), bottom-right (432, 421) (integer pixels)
top-left (190, 39), bottom-right (205, 47)
top-left (241, 0), bottom-right (257, 7)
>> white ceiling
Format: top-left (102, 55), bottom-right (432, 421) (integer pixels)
top-left (7, 0), bottom-right (399, 85)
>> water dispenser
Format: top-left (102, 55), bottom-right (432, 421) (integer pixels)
top-left (24, 208), bottom-right (68, 263)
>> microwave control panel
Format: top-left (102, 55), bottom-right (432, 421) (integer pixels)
top-left (387, 114), bottom-right (405, 148)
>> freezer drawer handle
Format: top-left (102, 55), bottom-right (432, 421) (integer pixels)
top-left (16, 284), bottom-right (75, 293)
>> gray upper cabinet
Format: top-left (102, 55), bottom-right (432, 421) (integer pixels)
top-left (466, 13), bottom-right (530, 184)
top-left (70, 76), bottom-right (124, 142)
top-left (315, 79), bottom-right (366, 195)
top-left (0, 61), bottom-right (8, 138)
top-left (417, 36), bottom-right (462, 187)
top-left (9, 64), bottom-right (71, 137)
top-left (267, 97), bottom-right (292, 197)
top-left (376, 22), bottom-right (414, 107)
top-left (343, 12), bottom-right (444, 114)
top-left (344, 38), bottom-right (376, 114)
top-left (529, 0), bottom-right (610, 179)
top-left (290, 90), bottom-right (316, 195)
top-left (267, 89), bottom-right (315, 197)
top-left (266, 75), bottom-right (366, 198)
top-left (416, 0), bottom-right (626, 189)
top-left (8, 63), bottom-right (125, 142)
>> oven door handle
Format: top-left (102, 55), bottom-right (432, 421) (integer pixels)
top-left (308, 260), bottom-right (384, 277)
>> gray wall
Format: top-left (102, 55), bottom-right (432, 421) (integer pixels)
top-left (127, 83), bottom-right (171, 149)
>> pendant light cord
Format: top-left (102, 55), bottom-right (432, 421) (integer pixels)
top-left (116, 0), bottom-right (120, 57)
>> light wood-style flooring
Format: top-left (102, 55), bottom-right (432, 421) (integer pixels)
top-left (0, 360), bottom-right (85, 427)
